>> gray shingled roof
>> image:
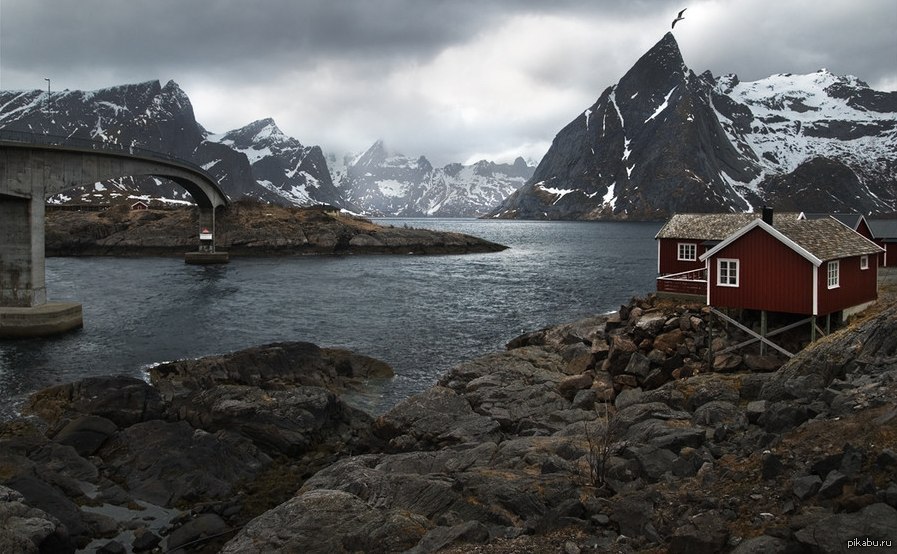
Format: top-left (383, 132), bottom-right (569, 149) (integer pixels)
top-left (771, 217), bottom-right (882, 262)
top-left (867, 218), bottom-right (897, 240)
top-left (655, 212), bottom-right (800, 240)
top-left (801, 212), bottom-right (864, 230)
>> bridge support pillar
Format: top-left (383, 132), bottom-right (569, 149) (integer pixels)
top-left (185, 206), bottom-right (228, 264)
top-left (0, 193), bottom-right (82, 337)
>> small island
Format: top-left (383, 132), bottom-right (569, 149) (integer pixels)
top-left (45, 199), bottom-right (507, 257)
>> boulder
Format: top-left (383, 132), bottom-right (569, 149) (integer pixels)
top-left (0, 485), bottom-right (74, 554)
top-left (221, 489), bottom-right (429, 553)
top-left (668, 511), bottom-right (729, 554)
top-left (97, 420), bottom-right (271, 506)
top-left (170, 384), bottom-right (372, 456)
top-left (373, 387), bottom-right (501, 451)
top-left (50, 415), bottom-right (118, 457)
top-left (794, 503), bottom-right (897, 553)
top-left (23, 376), bottom-right (164, 428)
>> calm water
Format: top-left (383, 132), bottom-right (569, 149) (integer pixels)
top-left (0, 219), bottom-right (661, 418)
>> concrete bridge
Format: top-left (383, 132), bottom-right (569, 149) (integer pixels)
top-left (0, 130), bottom-right (230, 337)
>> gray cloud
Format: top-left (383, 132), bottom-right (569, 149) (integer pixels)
top-left (1, 0), bottom-right (894, 166)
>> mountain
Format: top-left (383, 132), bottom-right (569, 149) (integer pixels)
top-left (336, 140), bottom-right (534, 217)
top-left (0, 80), bottom-right (337, 207)
top-left (489, 33), bottom-right (897, 220)
top-left (208, 118), bottom-right (344, 206)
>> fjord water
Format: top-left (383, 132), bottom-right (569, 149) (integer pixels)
top-left (0, 219), bottom-right (661, 418)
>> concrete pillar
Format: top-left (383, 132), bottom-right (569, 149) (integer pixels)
top-left (185, 205), bottom-right (228, 264)
top-left (0, 193), bottom-right (46, 307)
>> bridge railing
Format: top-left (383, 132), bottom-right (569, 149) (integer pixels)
top-left (0, 129), bottom-right (210, 176)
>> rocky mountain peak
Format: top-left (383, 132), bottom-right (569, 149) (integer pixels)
top-left (489, 30), bottom-right (896, 220)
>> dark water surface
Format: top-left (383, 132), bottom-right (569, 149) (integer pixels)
top-left (0, 219), bottom-right (661, 418)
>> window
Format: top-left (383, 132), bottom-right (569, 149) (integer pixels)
top-left (860, 255), bottom-right (869, 270)
top-left (827, 260), bottom-right (840, 289)
top-left (717, 258), bottom-right (739, 287)
top-left (677, 243), bottom-right (697, 261)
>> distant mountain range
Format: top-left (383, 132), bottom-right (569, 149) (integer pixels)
top-left (0, 81), bottom-right (531, 217)
top-left (489, 32), bottom-right (897, 220)
top-left (330, 140), bottom-right (533, 217)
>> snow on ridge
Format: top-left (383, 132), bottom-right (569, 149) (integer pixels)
top-left (644, 86), bottom-right (678, 123)
top-left (603, 182), bottom-right (617, 209)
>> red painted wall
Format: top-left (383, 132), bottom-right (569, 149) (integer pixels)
top-left (658, 238), bottom-right (706, 274)
top-left (817, 255), bottom-right (878, 315)
top-left (708, 227), bottom-right (814, 314)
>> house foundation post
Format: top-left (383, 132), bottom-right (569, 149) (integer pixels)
top-left (760, 310), bottom-right (767, 355)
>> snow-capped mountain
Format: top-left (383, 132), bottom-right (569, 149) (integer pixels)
top-left (489, 33), bottom-right (897, 220)
top-left (0, 80), bottom-right (335, 206)
top-left (208, 118), bottom-right (344, 206)
top-left (336, 140), bottom-right (534, 217)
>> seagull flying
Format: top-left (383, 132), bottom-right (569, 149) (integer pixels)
top-left (671, 8), bottom-right (686, 29)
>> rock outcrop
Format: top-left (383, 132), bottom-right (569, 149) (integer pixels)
top-left (44, 200), bottom-right (507, 257)
top-left (3, 298), bottom-right (895, 552)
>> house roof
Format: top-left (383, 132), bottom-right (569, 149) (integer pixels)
top-left (699, 217), bottom-right (884, 266)
top-left (655, 212), bottom-right (800, 240)
top-left (799, 212), bottom-right (866, 230)
top-left (867, 218), bottom-right (897, 240)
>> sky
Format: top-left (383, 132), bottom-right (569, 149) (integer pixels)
top-left (1, 0), bottom-right (895, 166)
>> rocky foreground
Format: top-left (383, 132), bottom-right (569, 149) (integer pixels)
top-left (2, 294), bottom-right (896, 553)
top-left (45, 200), bottom-right (507, 257)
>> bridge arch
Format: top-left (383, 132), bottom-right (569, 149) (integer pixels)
top-left (0, 132), bottom-right (230, 336)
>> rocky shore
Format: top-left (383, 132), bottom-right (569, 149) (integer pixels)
top-left (45, 200), bottom-right (507, 257)
top-left (2, 288), bottom-right (896, 552)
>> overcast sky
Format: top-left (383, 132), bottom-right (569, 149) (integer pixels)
top-left (1, 0), bottom-right (895, 166)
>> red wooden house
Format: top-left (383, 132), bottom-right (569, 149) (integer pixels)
top-left (655, 211), bottom-right (800, 296)
top-left (699, 212), bottom-right (883, 320)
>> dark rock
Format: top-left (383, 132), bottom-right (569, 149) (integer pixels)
top-left (3, 474), bottom-right (89, 539)
top-left (373, 386), bottom-right (501, 450)
top-left (624, 352), bottom-right (652, 381)
top-left (761, 452), bottom-right (784, 480)
top-left (0, 484), bottom-right (75, 554)
top-left (24, 376), bottom-right (164, 428)
top-left (51, 415), bottom-right (118, 457)
top-left (97, 420), bottom-right (271, 506)
top-left (693, 400), bottom-right (747, 429)
top-left (623, 444), bottom-right (678, 481)
top-left (222, 489), bottom-right (430, 553)
top-left (668, 511), bottom-right (729, 554)
top-left (730, 535), bottom-right (790, 554)
top-left (610, 494), bottom-right (654, 539)
top-left (96, 540), bottom-right (126, 554)
top-left (839, 444), bottom-right (864, 477)
top-left (745, 400), bottom-right (767, 424)
top-left (604, 335), bottom-right (638, 375)
top-left (877, 449), bottom-right (897, 468)
top-left (794, 503), bottom-right (897, 553)
top-left (758, 402), bottom-right (810, 433)
top-left (132, 528), bottom-right (162, 552)
top-left (653, 329), bottom-right (685, 354)
top-left (743, 354), bottom-right (782, 372)
top-left (712, 352), bottom-right (742, 372)
top-left (810, 452), bottom-right (844, 477)
top-left (818, 470), bottom-right (847, 499)
top-left (558, 373), bottom-right (594, 399)
top-left (167, 514), bottom-right (229, 552)
top-left (150, 342), bottom-right (393, 399)
top-left (792, 475), bottom-right (822, 500)
top-left (170, 384), bottom-right (372, 457)
top-left (406, 521), bottom-right (490, 553)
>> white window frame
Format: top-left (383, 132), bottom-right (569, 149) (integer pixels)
top-left (860, 255), bottom-right (869, 270)
top-left (827, 260), bottom-right (840, 289)
top-left (717, 258), bottom-right (739, 287)
top-left (677, 242), bottom-right (697, 261)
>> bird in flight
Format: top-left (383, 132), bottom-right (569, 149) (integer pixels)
top-left (672, 8), bottom-right (686, 29)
